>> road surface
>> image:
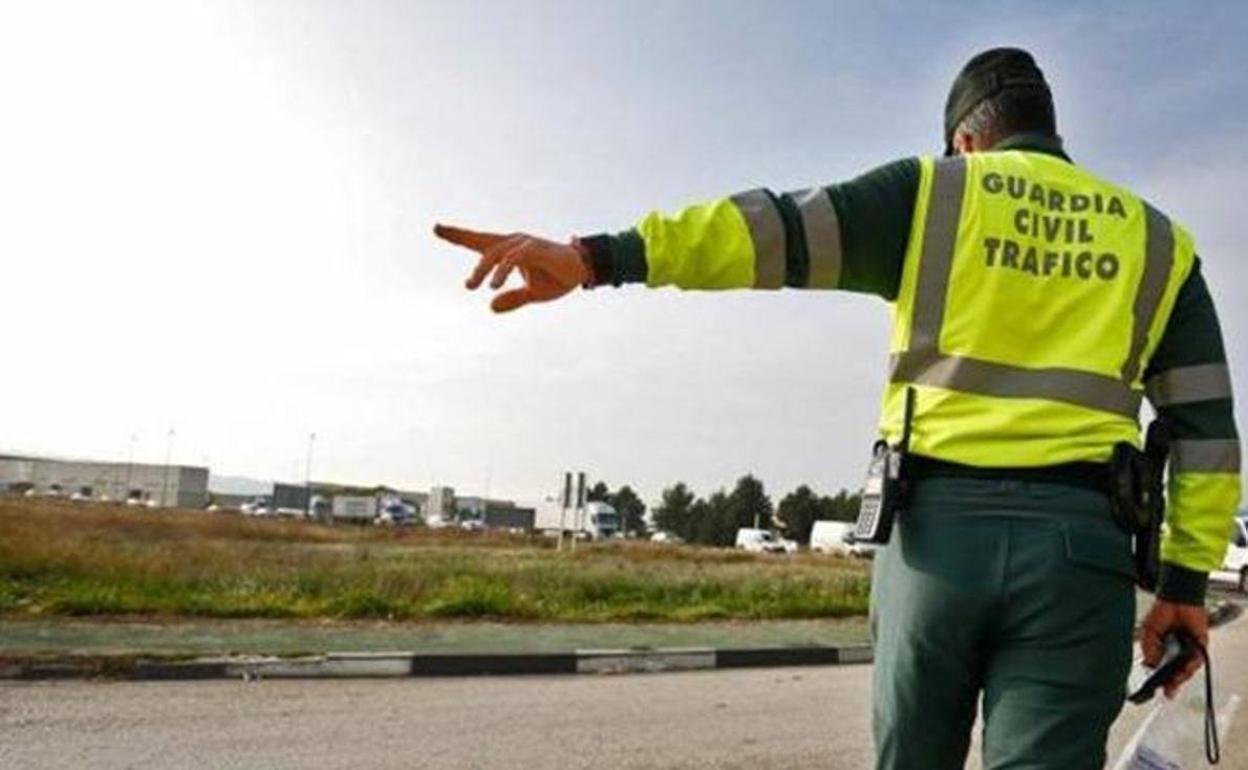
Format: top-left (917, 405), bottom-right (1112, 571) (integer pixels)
top-left (2, 610), bottom-right (1245, 769)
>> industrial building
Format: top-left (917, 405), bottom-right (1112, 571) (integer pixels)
top-left (0, 452), bottom-right (532, 530)
top-left (0, 454), bottom-right (209, 508)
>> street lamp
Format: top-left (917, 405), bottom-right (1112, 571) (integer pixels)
top-left (160, 429), bottom-right (175, 508)
top-left (305, 432), bottom-right (316, 518)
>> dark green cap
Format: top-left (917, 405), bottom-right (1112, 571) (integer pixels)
top-left (944, 47), bottom-right (1051, 156)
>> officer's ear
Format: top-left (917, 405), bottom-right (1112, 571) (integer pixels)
top-left (952, 131), bottom-right (977, 155)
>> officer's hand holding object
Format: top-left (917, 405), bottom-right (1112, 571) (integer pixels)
top-left (435, 224), bottom-right (588, 313)
top-left (1140, 599), bottom-right (1210, 698)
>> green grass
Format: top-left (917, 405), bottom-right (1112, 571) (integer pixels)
top-left (0, 499), bottom-right (870, 623)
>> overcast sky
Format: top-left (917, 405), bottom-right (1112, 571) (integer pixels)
top-left (2, 1), bottom-right (1245, 507)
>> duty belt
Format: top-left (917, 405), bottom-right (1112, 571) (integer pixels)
top-left (906, 454), bottom-right (1111, 495)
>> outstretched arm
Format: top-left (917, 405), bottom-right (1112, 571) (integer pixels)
top-left (436, 158), bottom-right (920, 311)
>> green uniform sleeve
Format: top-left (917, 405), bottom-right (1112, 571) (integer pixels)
top-left (578, 158), bottom-right (920, 299)
top-left (1143, 260), bottom-right (1242, 605)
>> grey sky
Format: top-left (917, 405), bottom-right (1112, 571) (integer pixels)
top-left (2, 1), bottom-right (1245, 506)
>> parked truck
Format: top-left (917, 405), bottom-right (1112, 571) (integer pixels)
top-left (330, 494), bottom-right (416, 525)
top-left (579, 501), bottom-right (620, 540)
top-left (534, 499), bottom-right (621, 540)
top-left (331, 496), bottom-right (378, 523)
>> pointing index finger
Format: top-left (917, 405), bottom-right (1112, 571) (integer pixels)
top-left (434, 223), bottom-right (510, 253)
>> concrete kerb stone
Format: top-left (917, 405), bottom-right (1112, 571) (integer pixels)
top-left (225, 653), bottom-right (416, 680)
top-left (576, 647), bottom-right (716, 675)
top-left (0, 644), bottom-right (873, 681)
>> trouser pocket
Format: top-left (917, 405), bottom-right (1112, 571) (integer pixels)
top-left (1062, 520), bottom-right (1136, 582)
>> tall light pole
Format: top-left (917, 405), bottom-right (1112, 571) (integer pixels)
top-left (124, 433), bottom-right (137, 501)
top-left (304, 432), bottom-right (316, 519)
top-left (160, 429), bottom-right (175, 508)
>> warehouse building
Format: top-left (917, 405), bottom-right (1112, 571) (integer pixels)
top-left (0, 454), bottom-right (209, 508)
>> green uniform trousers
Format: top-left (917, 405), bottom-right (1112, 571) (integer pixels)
top-left (871, 477), bottom-right (1137, 770)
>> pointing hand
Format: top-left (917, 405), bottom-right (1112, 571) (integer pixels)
top-left (434, 224), bottom-right (589, 313)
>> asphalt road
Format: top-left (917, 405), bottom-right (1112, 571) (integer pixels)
top-left (2, 610), bottom-right (1245, 769)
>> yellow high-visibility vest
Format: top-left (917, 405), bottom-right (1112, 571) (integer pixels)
top-left (881, 152), bottom-right (1196, 466)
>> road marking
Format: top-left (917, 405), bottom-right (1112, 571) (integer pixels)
top-left (1109, 702), bottom-right (1164, 770)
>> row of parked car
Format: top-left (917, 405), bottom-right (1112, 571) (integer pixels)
top-left (19, 486), bottom-right (161, 507)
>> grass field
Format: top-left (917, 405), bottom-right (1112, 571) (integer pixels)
top-left (0, 499), bottom-right (870, 623)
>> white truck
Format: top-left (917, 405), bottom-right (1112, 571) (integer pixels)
top-left (1223, 516), bottom-right (1247, 593)
top-left (331, 496), bottom-right (378, 523)
top-left (533, 499), bottom-right (621, 540)
top-left (580, 501), bottom-right (620, 540)
top-left (810, 520), bottom-right (876, 558)
top-left (329, 495), bottom-right (416, 525)
top-left (735, 527), bottom-right (786, 554)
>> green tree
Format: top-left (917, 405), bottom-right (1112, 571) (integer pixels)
top-left (587, 481), bottom-right (611, 503)
top-left (608, 485), bottom-right (647, 537)
top-left (822, 489), bottom-right (862, 523)
top-left (728, 474), bottom-right (772, 533)
top-left (685, 477), bottom-right (772, 547)
top-left (690, 491), bottom-right (734, 546)
top-left (653, 482), bottom-right (696, 540)
top-left (776, 484), bottom-right (822, 544)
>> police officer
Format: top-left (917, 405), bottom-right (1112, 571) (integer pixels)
top-left (436, 48), bottom-right (1240, 769)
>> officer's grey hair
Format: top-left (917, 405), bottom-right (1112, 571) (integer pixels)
top-left (955, 97), bottom-right (1008, 148)
top-left (955, 88), bottom-right (1057, 149)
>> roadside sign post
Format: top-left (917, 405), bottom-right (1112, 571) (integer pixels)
top-left (572, 471), bottom-right (586, 551)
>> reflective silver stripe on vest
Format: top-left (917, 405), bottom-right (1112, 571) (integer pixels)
top-left (1145, 363), bottom-right (1234, 407)
top-left (890, 351), bottom-right (1142, 418)
top-left (791, 188), bottom-right (842, 289)
top-left (891, 156), bottom-right (1142, 417)
top-left (1121, 203), bottom-right (1175, 385)
top-left (730, 189), bottom-right (786, 289)
top-left (1171, 439), bottom-right (1242, 474)
top-left (908, 157), bottom-right (967, 351)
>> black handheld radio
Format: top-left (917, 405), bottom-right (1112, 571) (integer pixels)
top-left (853, 387), bottom-right (915, 545)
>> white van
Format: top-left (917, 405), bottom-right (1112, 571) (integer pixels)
top-left (810, 520), bottom-right (855, 555)
top-left (1223, 516), bottom-right (1247, 592)
top-left (735, 528), bottom-right (786, 554)
top-left (810, 520), bottom-right (876, 558)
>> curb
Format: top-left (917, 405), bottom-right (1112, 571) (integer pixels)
top-left (0, 644), bottom-right (874, 682)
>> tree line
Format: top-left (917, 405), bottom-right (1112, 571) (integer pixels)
top-left (588, 476), bottom-right (862, 547)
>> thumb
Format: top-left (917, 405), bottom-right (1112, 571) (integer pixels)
top-left (491, 288), bottom-right (536, 314)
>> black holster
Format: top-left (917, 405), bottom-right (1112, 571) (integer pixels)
top-left (1109, 420), bottom-right (1170, 591)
